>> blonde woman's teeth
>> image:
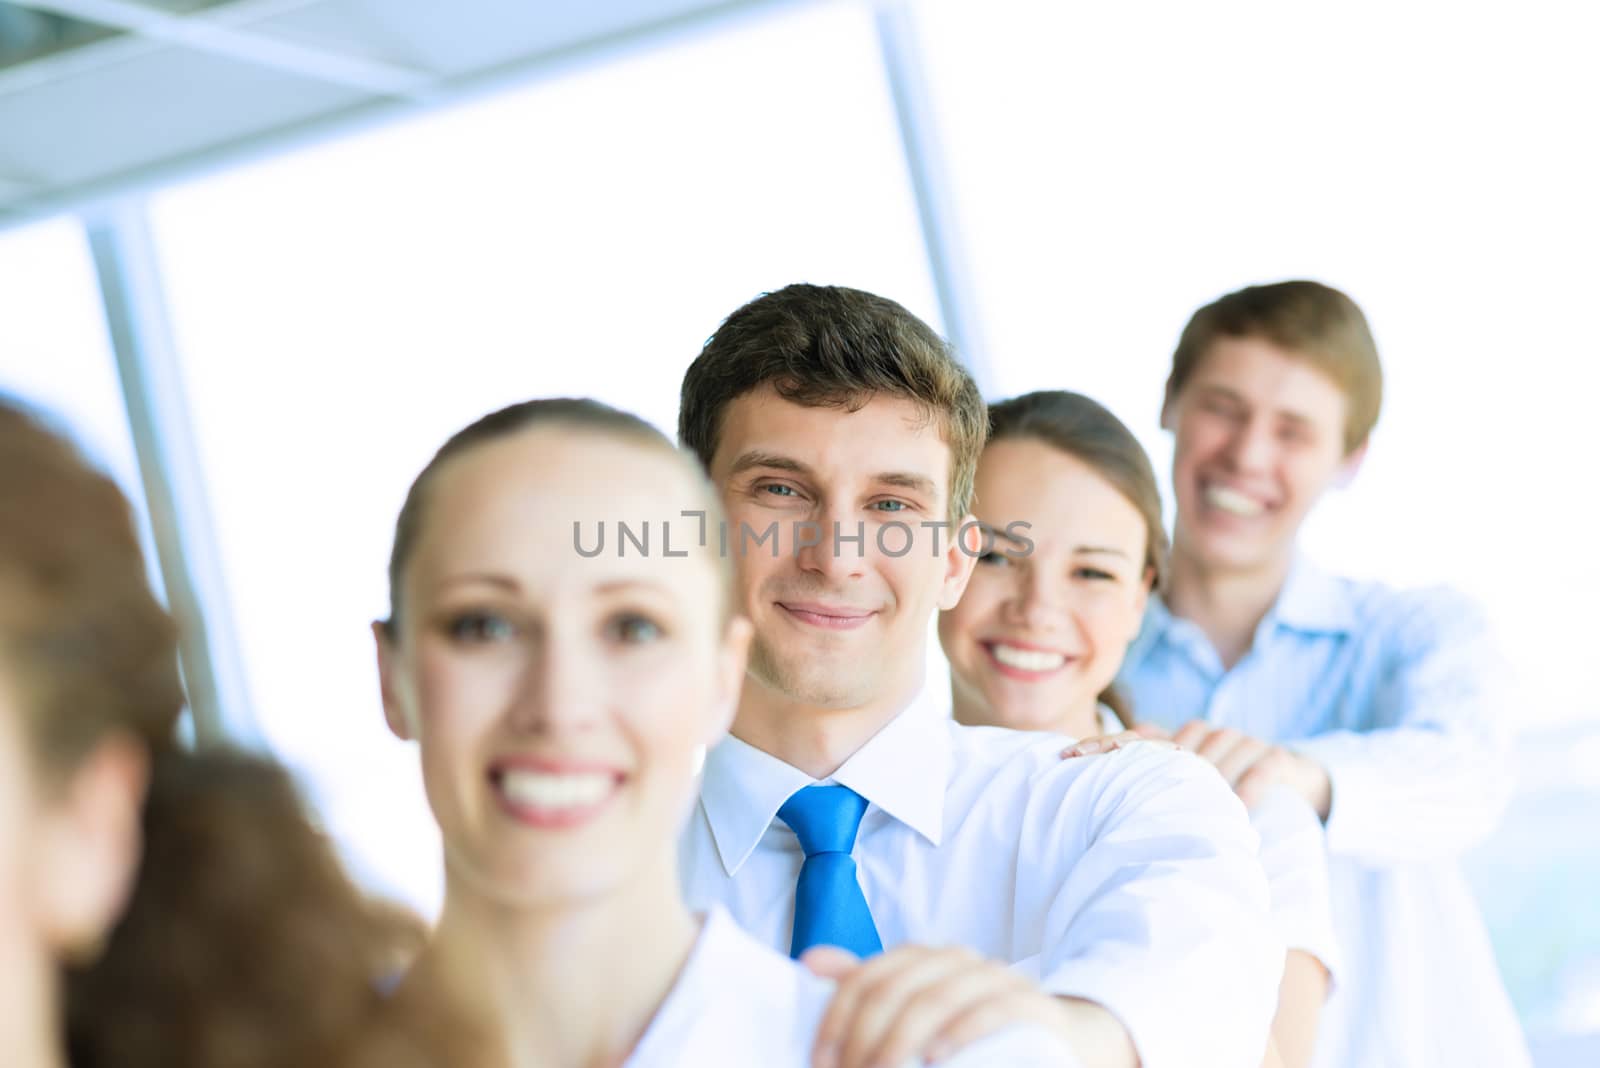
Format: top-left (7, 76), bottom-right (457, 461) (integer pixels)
top-left (498, 771), bottom-right (613, 809)
top-left (992, 644), bottom-right (1066, 671)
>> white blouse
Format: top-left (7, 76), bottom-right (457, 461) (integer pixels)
top-left (627, 906), bottom-right (1081, 1067)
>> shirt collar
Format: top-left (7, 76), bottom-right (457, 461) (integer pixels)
top-left (698, 687), bottom-right (953, 876)
top-left (830, 691), bottom-right (950, 849)
top-left (1267, 556), bottom-right (1356, 635)
top-left (1133, 555), bottom-right (1355, 659)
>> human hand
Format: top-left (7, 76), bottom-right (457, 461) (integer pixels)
top-left (803, 944), bottom-right (1076, 1068)
top-left (1170, 721), bottom-right (1331, 816)
top-left (1061, 723), bottom-right (1175, 758)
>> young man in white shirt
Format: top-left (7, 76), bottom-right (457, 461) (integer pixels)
top-left (1111, 280), bottom-right (1530, 1067)
top-left (675, 284), bottom-right (1282, 1068)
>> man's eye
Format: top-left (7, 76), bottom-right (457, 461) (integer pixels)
top-left (977, 550), bottom-right (1012, 567)
top-left (609, 614), bottom-right (663, 645)
top-left (761, 484), bottom-right (797, 497)
top-left (448, 613), bottom-right (515, 643)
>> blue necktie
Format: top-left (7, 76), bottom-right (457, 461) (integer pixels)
top-left (777, 784), bottom-right (883, 960)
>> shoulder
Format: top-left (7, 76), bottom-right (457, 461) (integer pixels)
top-left (946, 719), bottom-right (1069, 773)
top-left (696, 910), bottom-right (835, 1060)
top-left (1340, 578), bottom-right (1502, 666)
top-left (949, 719), bottom-right (1244, 828)
top-left (1338, 575), bottom-right (1488, 635)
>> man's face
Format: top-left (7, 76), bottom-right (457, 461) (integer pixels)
top-left (708, 387), bottom-right (976, 711)
top-left (1165, 335), bottom-right (1361, 574)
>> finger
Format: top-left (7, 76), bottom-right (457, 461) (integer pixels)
top-left (835, 950), bottom-right (980, 1068)
top-left (1172, 720), bottom-right (1211, 751)
top-left (1215, 739), bottom-right (1270, 787)
top-left (814, 947), bottom-right (934, 1068)
top-left (867, 968), bottom-right (1028, 1068)
top-left (1236, 757), bottom-right (1289, 809)
top-left (802, 945), bottom-right (863, 981)
top-left (926, 991), bottom-right (1052, 1064)
top-left (816, 948), bottom-right (959, 1068)
top-left (1062, 730), bottom-right (1142, 757)
top-left (1194, 727), bottom-right (1243, 765)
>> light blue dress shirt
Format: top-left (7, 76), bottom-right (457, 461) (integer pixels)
top-left (1119, 557), bottom-right (1531, 1068)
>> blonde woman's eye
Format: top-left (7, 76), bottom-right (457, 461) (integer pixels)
top-left (447, 613), bottom-right (515, 643)
top-left (873, 499), bottom-right (909, 512)
top-left (1074, 567), bottom-right (1116, 582)
top-left (610, 614), bottom-right (663, 645)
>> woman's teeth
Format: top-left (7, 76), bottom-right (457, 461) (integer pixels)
top-left (991, 643), bottom-right (1066, 672)
top-left (1204, 485), bottom-right (1266, 517)
top-left (497, 770), bottom-right (614, 809)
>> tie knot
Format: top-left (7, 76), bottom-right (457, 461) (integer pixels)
top-left (778, 784), bottom-right (869, 858)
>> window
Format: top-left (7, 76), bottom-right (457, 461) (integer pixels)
top-left (147, 2), bottom-right (937, 917)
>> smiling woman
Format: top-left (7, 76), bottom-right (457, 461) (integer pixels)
top-left (369, 396), bottom-right (801, 1066)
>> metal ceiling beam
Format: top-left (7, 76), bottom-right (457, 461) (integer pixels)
top-left (0, 0), bottom-right (808, 233)
top-left (0, 0), bottom-right (327, 96)
top-left (9, 0), bottom-right (436, 99)
top-left (84, 204), bottom-right (264, 752)
top-left (872, 0), bottom-right (993, 392)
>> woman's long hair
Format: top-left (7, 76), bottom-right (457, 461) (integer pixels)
top-left (0, 399), bottom-right (468, 1068)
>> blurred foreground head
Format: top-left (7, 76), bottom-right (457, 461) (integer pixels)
top-left (0, 398), bottom-right (471, 1068)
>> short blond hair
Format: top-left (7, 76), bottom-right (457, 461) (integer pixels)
top-left (1168, 280), bottom-right (1383, 453)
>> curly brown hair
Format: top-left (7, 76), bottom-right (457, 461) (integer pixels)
top-left (0, 399), bottom-right (476, 1068)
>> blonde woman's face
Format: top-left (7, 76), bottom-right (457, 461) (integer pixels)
top-left (377, 428), bottom-right (748, 909)
top-left (939, 440), bottom-right (1150, 738)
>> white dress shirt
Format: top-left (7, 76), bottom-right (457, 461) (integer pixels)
top-left (681, 689), bottom-right (1282, 1068)
top-left (1098, 706), bottom-right (1341, 983)
top-left (628, 906), bottom-right (1081, 1067)
top-left (1120, 559), bottom-right (1529, 1068)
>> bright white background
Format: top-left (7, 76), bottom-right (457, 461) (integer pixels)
top-left (2, 0), bottom-right (1596, 1056)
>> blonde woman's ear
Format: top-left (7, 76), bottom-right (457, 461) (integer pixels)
top-left (372, 620), bottom-right (418, 742)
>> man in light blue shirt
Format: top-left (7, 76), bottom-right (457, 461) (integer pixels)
top-left (1117, 280), bottom-right (1530, 1067)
